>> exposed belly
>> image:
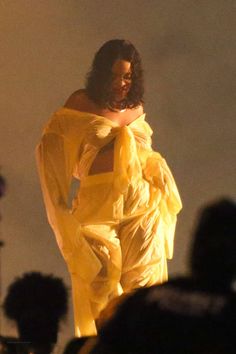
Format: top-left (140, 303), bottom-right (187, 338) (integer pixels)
top-left (88, 143), bottom-right (114, 175)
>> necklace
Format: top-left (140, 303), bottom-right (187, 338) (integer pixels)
top-left (107, 100), bottom-right (127, 113)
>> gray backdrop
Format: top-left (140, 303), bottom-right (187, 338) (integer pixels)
top-left (0, 0), bottom-right (235, 350)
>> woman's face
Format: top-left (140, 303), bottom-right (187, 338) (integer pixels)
top-left (110, 59), bottom-right (132, 102)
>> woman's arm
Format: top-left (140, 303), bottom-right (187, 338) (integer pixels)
top-left (36, 117), bottom-right (81, 265)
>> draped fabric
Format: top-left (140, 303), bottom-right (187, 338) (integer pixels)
top-left (36, 107), bottom-right (182, 336)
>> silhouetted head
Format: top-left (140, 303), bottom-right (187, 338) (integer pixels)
top-left (85, 39), bottom-right (144, 108)
top-left (3, 272), bottom-right (68, 353)
top-left (90, 277), bottom-right (236, 354)
top-left (189, 198), bottom-right (236, 289)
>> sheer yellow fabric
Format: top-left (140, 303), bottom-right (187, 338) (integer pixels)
top-left (36, 107), bottom-right (182, 336)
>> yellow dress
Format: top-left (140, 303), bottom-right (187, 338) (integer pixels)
top-left (36, 107), bottom-right (182, 337)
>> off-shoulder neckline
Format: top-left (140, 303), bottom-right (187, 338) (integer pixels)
top-left (58, 107), bottom-right (146, 127)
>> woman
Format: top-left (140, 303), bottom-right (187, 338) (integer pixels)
top-left (36, 39), bottom-right (182, 337)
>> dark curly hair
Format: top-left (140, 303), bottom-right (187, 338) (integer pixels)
top-left (3, 271), bottom-right (68, 348)
top-left (85, 39), bottom-right (144, 108)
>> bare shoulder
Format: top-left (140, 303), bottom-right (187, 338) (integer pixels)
top-left (130, 104), bottom-right (144, 119)
top-left (119, 104), bottom-right (144, 126)
top-left (136, 104), bottom-right (144, 115)
top-left (64, 89), bottom-right (92, 111)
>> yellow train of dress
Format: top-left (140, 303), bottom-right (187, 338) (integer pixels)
top-left (36, 107), bottom-right (182, 336)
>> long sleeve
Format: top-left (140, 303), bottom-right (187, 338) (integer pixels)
top-left (36, 110), bottom-right (106, 336)
top-left (36, 131), bottom-right (80, 266)
top-left (143, 151), bottom-right (182, 259)
top-left (35, 109), bottom-right (94, 269)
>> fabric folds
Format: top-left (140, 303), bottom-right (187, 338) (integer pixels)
top-left (36, 107), bottom-right (182, 336)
